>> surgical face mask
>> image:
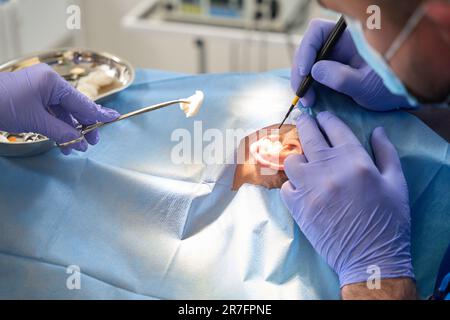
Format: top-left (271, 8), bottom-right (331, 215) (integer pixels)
top-left (345, 7), bottom-right (426, 107)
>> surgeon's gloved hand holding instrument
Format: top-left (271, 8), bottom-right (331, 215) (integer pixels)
top-left (280, 16), bottom-right (347, 128)
top-left (290, 17), bottom-right (418, 113)
top-left (0, 63), bottom-right (121, 155)
top-left (0, 63), bottom-right (204, 153)
top-left (281, 112), bottom-right (415, 288)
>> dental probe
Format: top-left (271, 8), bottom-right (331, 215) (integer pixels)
top-left (279, 16), bottom-right (347, 129)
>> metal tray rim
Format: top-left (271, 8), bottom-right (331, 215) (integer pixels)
top-left (0, 47), bottom-right (136, 101)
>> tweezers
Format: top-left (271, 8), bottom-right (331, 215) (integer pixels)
top-left (58, 99), bottom-right (190, 148)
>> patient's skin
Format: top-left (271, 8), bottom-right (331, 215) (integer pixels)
top-left (233, 124), bottom-right (303, 191)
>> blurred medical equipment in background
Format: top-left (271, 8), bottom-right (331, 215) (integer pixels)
top-left (122, 0), bottom-right (320, 73)
top-left (160, 0), bottom-right (308, 32)
top-left (0, 0), bottom-right (335, 74)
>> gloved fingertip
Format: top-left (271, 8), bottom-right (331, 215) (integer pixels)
top-left (72, 140), bottom-right (88, 153)
top-left (99, 107), bottom-right (121, 122)
top-left (48, 122), bottom-right (84, 149)
top-left (299, 98), bottom-right (308, 108)
top-left (85, 130), bottom-right (100, 146)
top-left (371, 127), bottom-right (388, 142)
top-left (297, 112), bottom-right (312, 126)
top-left (316, 111), bottom-right (335, 122)
top-left (299, 65), bottom-right (308, 77)
top-left (299, 88), bottom-right (316, 108)
top-left (284, 154), bottom-right (307, 169)
top-left (281, 181), bottom-right (295, 196)
top-left (60, 147), bottom-right (72, 156)
top-left (291, 71), bottom-right (301, 92)
top-left (373, 126), bottom-right (386, 135)
top-left (311, 63), bottom-right (327, 82)
top-left (80, 140), bottom-right (89, 152)
top-left (283, 154), bottom-right (307, 184)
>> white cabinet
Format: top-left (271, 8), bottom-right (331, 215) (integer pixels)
top-left (0, 0), bottom-right (20, 63)
top-left (0, 0), bottom-right (79, 64)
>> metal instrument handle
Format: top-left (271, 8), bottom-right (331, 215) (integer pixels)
top-left (57, 99), bottom-right (190, 148)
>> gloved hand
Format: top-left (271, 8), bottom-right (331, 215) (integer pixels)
top-left (291, 19), bottom-right (412, 111)
top-left (0, 63), bottom-right (120, 155)
top-left (281, 112), bottom-right (414, 287)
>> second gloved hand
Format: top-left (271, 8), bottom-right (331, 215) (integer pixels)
top-left (291, 19), bottom-right (412, 111)
top-left (281, 112), bottom-right (414, 287)
top-left (0, 63), bottom-right (120, 155)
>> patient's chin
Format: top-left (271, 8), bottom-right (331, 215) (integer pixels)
top-left (232, 163), bottom-right (288, 191)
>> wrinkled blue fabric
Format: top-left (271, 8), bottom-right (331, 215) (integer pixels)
top-left (0, 69), bottom-right (448, 299)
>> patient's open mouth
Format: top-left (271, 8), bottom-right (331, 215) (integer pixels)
top-left (232, 124), bottom-right (303, 191)
top-left (250, 135), bottom-right (285, 171)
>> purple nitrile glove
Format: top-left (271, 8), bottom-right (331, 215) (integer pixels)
top-left (281, 111), bottom-right (415, 287)
top-left (291, 19), bottom-right (412, 111)
top-left (0, 63), bottom-right (120, 155)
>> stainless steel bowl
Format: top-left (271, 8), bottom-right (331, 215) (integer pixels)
top-left (0, 135), bottom-right (54, 158)
top-left (0, 48), bottom-right (135, 157)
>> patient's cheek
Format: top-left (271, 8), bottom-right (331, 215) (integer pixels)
top-left (250, 136), bottom-right (302, 171)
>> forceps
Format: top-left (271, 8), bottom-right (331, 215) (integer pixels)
top-left (58, 99), bottom-right (190, 148)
